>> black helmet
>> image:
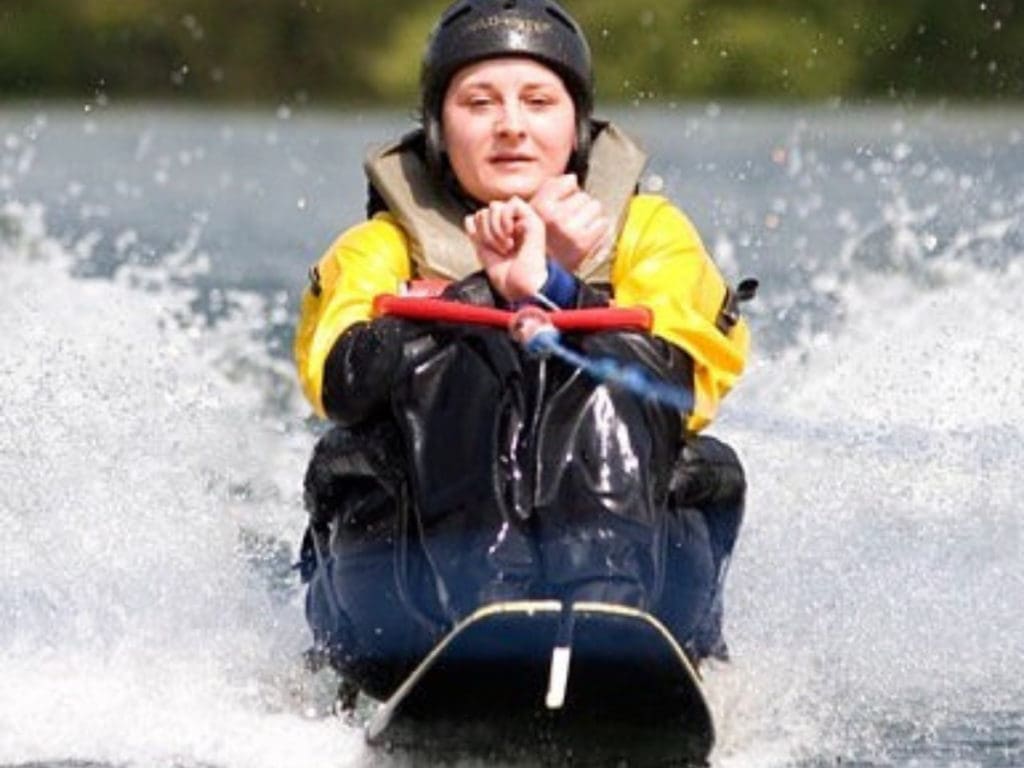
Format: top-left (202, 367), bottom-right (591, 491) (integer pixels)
top-left (420, 0), bottom-right (595, 181)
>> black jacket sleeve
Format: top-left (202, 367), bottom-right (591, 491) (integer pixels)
top-left (321, 316), bottom-right (424, 425)
top-left (320, 272), bottom-right (497, 426)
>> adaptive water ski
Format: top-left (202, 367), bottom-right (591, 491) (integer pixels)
top-left (365, 600), bottom-right (714, 766)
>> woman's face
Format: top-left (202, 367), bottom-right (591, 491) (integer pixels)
top-left (441, 57), bottom-right (576, 203)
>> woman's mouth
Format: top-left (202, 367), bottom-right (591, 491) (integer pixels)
top-left (490, 154), bottom-right (535, 166)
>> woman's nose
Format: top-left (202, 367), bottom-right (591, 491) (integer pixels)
top-left (495, 103), bottom-right (526, 136)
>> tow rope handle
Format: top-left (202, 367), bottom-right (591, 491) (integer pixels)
top-left (373, 294), bottom-right (695, 414)
top-left (372, 294), bottom-right (653, 335)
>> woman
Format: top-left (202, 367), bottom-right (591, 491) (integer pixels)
top-left (294, 0), bottom-right (751, 702)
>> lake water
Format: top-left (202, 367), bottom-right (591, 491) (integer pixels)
top-left (1, 103), bottom-right (1022, 767)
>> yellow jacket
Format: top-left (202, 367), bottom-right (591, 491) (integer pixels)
top-left (295, 194), bottom-right (749, 431)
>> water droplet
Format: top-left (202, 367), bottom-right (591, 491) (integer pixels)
top-left (892, 142), bottom-right (912, 162)
top-left (644, 174), bottom-right (664, 193)
top-left (181, 14), bottom-right (204, 40)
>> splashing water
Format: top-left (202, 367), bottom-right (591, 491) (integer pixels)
top-left (707, 200), bottom-right (1024, 766)
top-left (0, 201), bottom-right (369, 768)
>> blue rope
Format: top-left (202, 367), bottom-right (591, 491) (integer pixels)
top-left (524, 328), bottom-right (694, 413)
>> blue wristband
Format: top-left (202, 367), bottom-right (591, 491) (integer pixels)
top-left (538, 260), bottom-right (579, 309)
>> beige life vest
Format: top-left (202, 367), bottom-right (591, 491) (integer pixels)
top-left (363, 123), bottom-right (648, 283)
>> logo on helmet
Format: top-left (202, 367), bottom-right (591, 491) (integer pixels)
top-left (464, 15), bottom-right (553, 37)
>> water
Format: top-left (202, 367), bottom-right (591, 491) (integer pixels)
top-left (1, 103), bottom-right (1022, 767)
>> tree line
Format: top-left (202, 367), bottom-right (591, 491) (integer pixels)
top-left (1, 0), bottom-right (1020, 104)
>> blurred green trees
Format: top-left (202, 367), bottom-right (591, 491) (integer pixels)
top-left (0, 0), bottom-right (1020, 103)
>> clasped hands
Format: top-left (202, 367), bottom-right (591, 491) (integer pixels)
top-left (464, 174), bottom-right (610, 303)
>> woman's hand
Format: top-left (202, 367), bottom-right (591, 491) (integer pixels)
top-left (465, 197), bottom-right (548, 303)
top-left (530, 174), bottom-right (611, 271)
